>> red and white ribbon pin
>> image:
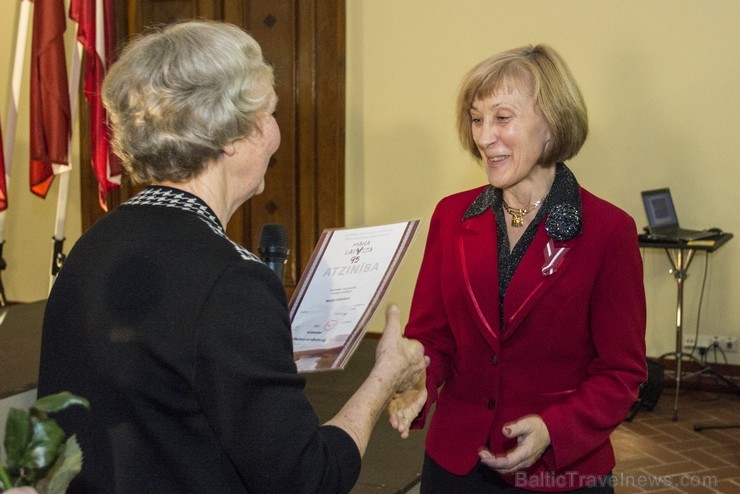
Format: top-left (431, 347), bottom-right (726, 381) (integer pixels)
top-left (542, 240), bottom-right (570, 276)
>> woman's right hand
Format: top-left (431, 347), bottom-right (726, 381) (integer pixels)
top-left (375, 305), bottom-right (428, 393)
top-left (375, 304), bottom-right (429, 438)
top-left (387, 373), bottom-right (427, 439)
top-left (325, 304), bottom-right (429, 456)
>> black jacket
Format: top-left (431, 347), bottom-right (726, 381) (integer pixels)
top-left (37, 186), bottom-right (360, 493)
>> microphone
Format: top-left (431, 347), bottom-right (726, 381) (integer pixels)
top-left (259, 224), bottom-right (289, 283)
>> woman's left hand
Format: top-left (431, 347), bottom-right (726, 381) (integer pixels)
top-left (477, 415), bottom-right (551, 474)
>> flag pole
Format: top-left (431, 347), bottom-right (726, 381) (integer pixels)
top-left (49, 25), bottom-right (82, 291)
top-left (0, 0), bottom-right (33, 306)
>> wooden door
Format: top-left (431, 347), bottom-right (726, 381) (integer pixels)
top-left (80, 0), bottom-right (345, 295)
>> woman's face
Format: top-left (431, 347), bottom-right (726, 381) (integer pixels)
top-left (470, 81), bottom-right (552, 191)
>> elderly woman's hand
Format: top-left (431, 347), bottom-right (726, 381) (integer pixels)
top-left (326, 304), bottom-right (430, 456)
top-left (477, 415), bottom-right (551, 474)
top-left (375, 305), bottom-right (429, 393)
top-left (376, 304), bottom-right (429, 439)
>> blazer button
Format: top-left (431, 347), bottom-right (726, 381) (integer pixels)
top-left (487, 399), bottom-right (496, 410)
top-left (491, 354), bottom-right (499, 365)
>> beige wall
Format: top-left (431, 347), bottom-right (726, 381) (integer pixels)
top-left (0, 0), bottom-right (82, 303)
top-left (346, 0), bottom-right (740, 365)
top-left (2, 0), bottom-right (738, 364)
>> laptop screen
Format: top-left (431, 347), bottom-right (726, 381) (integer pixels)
top-left (641, 188), bottom-right (679, 230)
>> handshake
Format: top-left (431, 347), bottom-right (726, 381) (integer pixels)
top-left (324, 304), bottom-right (428, 455)
top-left (376, 304), bottom-right (429, 439)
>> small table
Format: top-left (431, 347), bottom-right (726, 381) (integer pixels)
top-left (638, 232), bottom-right (734, 420)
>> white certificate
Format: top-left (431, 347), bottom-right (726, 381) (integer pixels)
top-left (289, 220), bottom-right (420, 372)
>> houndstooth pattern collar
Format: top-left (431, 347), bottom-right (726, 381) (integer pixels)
top-left (125, 186), bottom-right (262, 263)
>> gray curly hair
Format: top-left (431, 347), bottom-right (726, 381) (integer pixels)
top-left (102, 20), bottom-right (274, 184)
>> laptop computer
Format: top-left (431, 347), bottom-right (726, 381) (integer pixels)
top-left (641, 188), bottom-right (715, 241)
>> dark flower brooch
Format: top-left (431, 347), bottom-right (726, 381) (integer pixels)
top-left (545, 204), bottom-right (582, 242)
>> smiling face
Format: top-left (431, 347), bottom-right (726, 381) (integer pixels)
top-left (470, 80), bottom-right (553, 193)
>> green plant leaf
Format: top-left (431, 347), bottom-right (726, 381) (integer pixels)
top-left (32, 392), bottom-right (90, 416)
top-left (0, 462), bottom-right (13, 490)
top-left (1, 393), bottom-right (88, 490)
top-left (35, 435), bottom-right (83, 494)
top-left (19, 420), bottom-right (66, 472)
top-left (3, 408), bottom-right (33, 471)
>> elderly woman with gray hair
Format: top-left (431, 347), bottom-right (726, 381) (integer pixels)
top-left (37, 20), bottom-right (426, 493)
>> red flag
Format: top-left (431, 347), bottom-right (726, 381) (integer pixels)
top-left (0, 124), bottom-right (7, 211)
top-left (70, 0), bottom-right (121, 211)
top-left (29, 0), bottom-right (71, 198)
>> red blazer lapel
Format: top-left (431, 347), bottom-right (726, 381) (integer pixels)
top-left (457, 214), bottom-right (501, 349)
top-left (503, 226), bottom-right (578, 338)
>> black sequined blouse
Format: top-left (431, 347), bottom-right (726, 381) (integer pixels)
top-left (461, 163), bottom-right (583, 322)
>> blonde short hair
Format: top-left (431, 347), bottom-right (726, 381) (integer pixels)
top-left (103, 21), bottom-right (274, 184)
top-left (456, 44), bottom-right (588, 164)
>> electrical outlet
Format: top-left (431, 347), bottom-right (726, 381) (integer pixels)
top-left (683, 335), bottom-right (738, 353)
top-left (720, 336), bottom-right (738, 353)
top-left (683, 335), bottom-right (712, 350)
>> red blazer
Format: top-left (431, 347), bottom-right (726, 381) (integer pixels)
top-left (406, 185), bottom-right (647, 491)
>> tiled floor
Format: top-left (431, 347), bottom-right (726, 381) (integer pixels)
top-left (612, 389), bottom-right (740, 493)
top-left (403, 389), bottom-right (740, 493)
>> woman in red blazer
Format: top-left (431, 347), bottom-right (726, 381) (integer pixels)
top-left (390, 45), bottom-right (647, 492)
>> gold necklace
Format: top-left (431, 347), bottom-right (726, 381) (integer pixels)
top-left (502, 198), bottom-right (544, 227)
